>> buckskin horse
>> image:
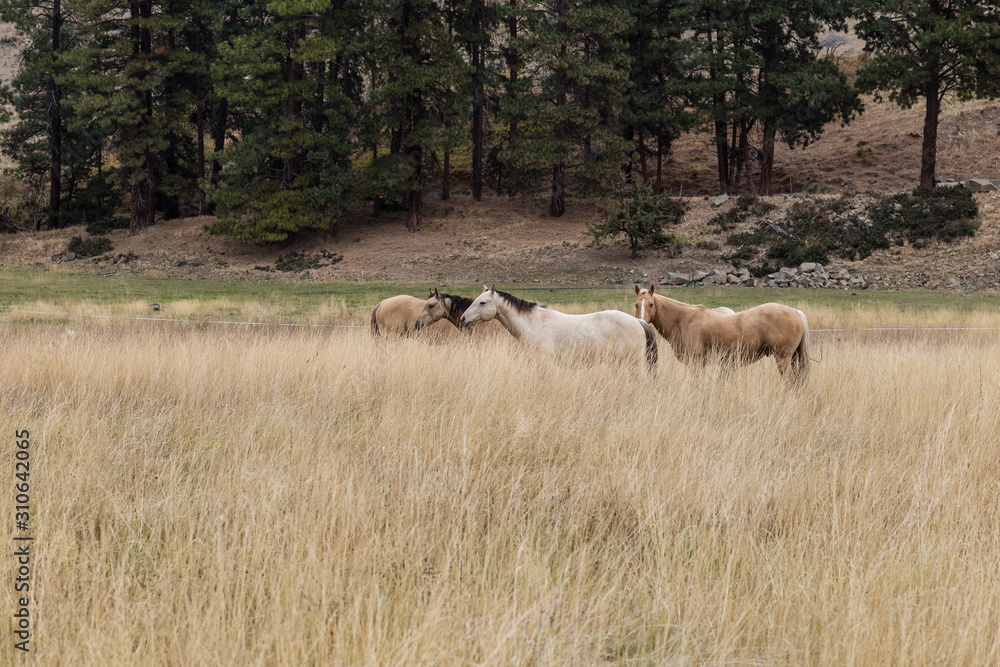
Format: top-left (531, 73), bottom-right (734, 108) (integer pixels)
top-left (634, 284), bottom-right (809, 382)
top-left (414, 289), bottom-right (501, 335)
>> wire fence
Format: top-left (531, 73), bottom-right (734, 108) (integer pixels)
top-left (3, 306), bottom-right (1000, 334)
top-left (0, 307), bottom-right (367, 328)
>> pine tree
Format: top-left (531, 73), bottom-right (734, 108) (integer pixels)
top-left (1, 0), bottom-right (75, 228)
top-left (620, 0), bottom-right (694, 193)
top-left (855, 0), bottom-right (1000, 188)
top-left (65, 0), bottom-right (205, 232)
top-left (205, 0), bottom-right (359, 242)
top-left (361, 0), bottom-right (469, 231)
top-left (504, 0), bottom-right (632, 216)
top-left (677, 0), bottom-right (860, 195)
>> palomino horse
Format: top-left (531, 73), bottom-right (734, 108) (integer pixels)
top-left (634, 284), bottom-right (809, 382)
top-left (460, 286), bottom-right (658, 371)
top-left (414, 289), bottom-right (502, 335)
top-left (370, 293), bottom-right (455, 336)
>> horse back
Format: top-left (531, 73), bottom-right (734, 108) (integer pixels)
top-left (372, 295), bottom-right (426, 335)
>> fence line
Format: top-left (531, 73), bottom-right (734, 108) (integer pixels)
top-left (3, 306), bottom-right (1000, 334)
top-left (811, 327), bottom-right (1000, 333)
top-left (0, 307), bottom-right (366, 328)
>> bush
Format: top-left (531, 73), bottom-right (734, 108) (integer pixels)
top-left (724, 187), bottom-right (979, 271)
top-left (0, 178), bottom-right (46, 231)
top-left (589, 182), bottom-right (679, 259)
top-left (868, 186), bottom-right (979, 245)
top-left (86, 217), bottom-right (130, 235)
top-left (708, 194), bottom-right (776, 231)
top-left (269, 250), bottom-right (343, 272)
top-left (68, 235), bottom-right (113, 258)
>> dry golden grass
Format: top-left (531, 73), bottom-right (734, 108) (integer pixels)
top-left (1, 309), bottom-right (1000, 664)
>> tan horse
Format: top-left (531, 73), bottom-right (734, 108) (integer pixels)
top-left (634, 284), bottom-right (809, 382)
top-left (370, 293), bottom-right (455, 336)
top-left (414, 289), bottom-right (503, 335)
top-left (461, 286), bottom-right (658, 372)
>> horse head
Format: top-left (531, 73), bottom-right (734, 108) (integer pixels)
top-left (634, 283), bottom-right (656, 323)
top-left (460, 286), bottom-right (498, 328)
top-left (415, 288), bottom-right (446, 331)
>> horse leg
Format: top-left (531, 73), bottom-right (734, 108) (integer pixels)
top-left (776, 351), bottom-right (807, 385)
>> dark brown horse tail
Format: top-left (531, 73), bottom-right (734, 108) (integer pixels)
top-left (793, 309), bottom-right (810, 381)
top-left (370, 303), bottom-right (380, 336)
top-left (640, 320), bottom-right (658, 372)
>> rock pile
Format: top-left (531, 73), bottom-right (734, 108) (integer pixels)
top-left (934, 176), bottom-right (998, 191)
top-left (655, 262), bottom-right (869, 290)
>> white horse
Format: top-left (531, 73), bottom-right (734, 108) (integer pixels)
top-left (460, 286), bottom-right (658, 371)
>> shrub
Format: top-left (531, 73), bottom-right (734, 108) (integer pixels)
top-left (708, 194), bottom-right (776, 231)
top-left (68, 235), bottom-right (113, 257)
top-left (868, 186), bottom-right (979, 244)
top-left (86, 217), bottom-right (130, 235)
top-left (589, 182), bottom-right (679, 259)
top-left (724, 187), bottom-right (979, 271)
top-left (271, 250), bottom-right (343, 272)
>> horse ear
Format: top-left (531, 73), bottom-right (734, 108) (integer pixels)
top-left (649, 284), bottom-right (655, 295)
top-left (483, 284), bottom-right (489, 292)
top-left (434, 288), bottom-right (439, 298)
top-left (428, 288), bottom-right (434, 297)
top-left (634, 284), bottom-right (640, 295)
top-left (489, 285), bottom-right (496, 295)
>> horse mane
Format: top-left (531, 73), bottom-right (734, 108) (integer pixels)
top-left (441, 293), bottom-right (474, 320)
top-left (496, 290), bottom-right (545, 313)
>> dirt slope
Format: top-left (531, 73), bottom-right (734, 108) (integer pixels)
top-left (4, 185), bottom-right (999, 292)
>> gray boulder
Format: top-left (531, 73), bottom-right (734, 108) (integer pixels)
top-left (967, 179), bottom-right (997, 192)
top-left (802, 179), bottom-right (825, 194)
top-left (661, 272), bottom-right (692, 286)
top-left (710, 194), bottom-right (730, 208)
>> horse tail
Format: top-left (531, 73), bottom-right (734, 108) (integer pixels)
top-left (640, 320), bottom-right (658, 373)
top-left (370, 303), bottom-right (381, 336)
top-left (792, 309), bottom-right (810, 381)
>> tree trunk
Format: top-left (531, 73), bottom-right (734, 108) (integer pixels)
top-left (920, 75), bottom-right (940, 188)
top-left (284, 21), bottom-right (306, 189)
top-left (550, 0), bottom-right (567, 217)
top-left (655, 134), bottom-right (663, 195)
top-left (740, 122), bottom-right (755, 194)
top-left (759, 119), bottom-right (776, 196)
top-left (442, 148), bottom-right (450, 200)
top-left (129, 0), bottom-right (153, 233)
top-left (638, 131), bottom-right (647, 184)
top-left (506, 0), bottom-right (518, 197)
top-left (551, 163), bottom-right (566, 217)
top-left (207, 97), bottom-right (227, 215)
top-left (471, 0), bottom-right (486, 201)
top-left (402, 0), bottom-right (421, 231)
top-left (47, 0), bottom-right (62, 230)
top-left (96, 146), bottom-right (103, 221)
top-left (372, 143), bottom-right (381, 217)
top-left (707, 25), bottom-right (729, 194)
top-left (196, 75), bottom-right (206, 215)
top-left (621, 125), bottom-right (634, 183)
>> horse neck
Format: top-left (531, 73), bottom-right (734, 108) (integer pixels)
top-left (652, 295), bottom-right (688, 342)
top-left (443, 298), bottom-right (462, 327)
top-left (492, 299), bottom-right (531, 339)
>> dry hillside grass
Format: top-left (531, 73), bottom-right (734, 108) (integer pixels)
top-left (1, 303), bottom-right (999, 664)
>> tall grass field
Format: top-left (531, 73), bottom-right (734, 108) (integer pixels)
top-left (1, 286), bottom-right (999, 664)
